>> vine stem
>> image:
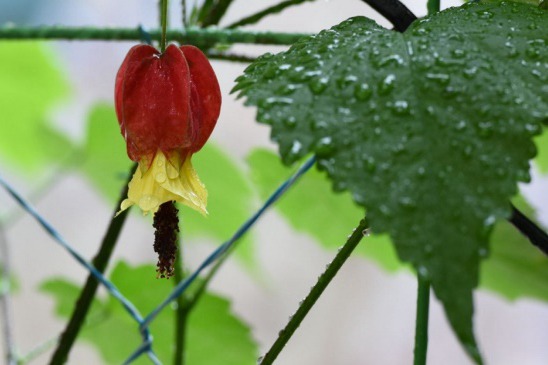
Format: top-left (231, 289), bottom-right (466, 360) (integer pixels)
top-left (0, 26), bottom-right (308, 45)
top-left (49, 163), bottom-right (137, 365)
top-left (359, 0), bottom-right (417, 32)
top-left (259, 218), bottom-right (369, 365)
top-left (160, 0), bottom-right (169, 52)
top-left (509, 204), bottom-right (548, 256)
top-left (413, 273), bottom-right (430, 365)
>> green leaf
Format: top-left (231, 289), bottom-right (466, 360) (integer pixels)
top-left (235, 2), bottom-right (548, 361)
top-left (0, 42), bottom-right (72, 172)
top-left (247, 148), bottom-right (400, 271)
top-left (41, 261), bottom-right (257, 364)
top-left (81, 103), bottom-right (131, 201)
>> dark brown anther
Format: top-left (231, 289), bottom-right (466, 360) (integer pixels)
top-left (153, 201), bottom-right (180, 278)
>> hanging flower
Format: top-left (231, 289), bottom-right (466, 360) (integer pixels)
top-left (115, 44), bottom-right (221, 216)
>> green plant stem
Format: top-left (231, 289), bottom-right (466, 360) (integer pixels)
top-left (427, 0), bottom-right (440, 15)
top-left (206, 51), bottom-right (257, 63)
top-left (360, 0), bottom-right (416, 32)
top-left (259, 218), bottom-right (369, 365)
top-left (413, 273), bottom-right (430, 365)
top-left (49, 163), bottom-right (137, 365)
top-left (0, 26), bottom-right (308, 45)
top-left (227, 0), bottom-right (314, 29)
top-left (160, 0), bottom-right (169, 52)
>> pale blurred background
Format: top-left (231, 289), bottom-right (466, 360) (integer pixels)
top-left (1, 0), bottom-right (548, 364)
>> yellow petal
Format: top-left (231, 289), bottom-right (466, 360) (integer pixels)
top-left (118, 151), bottom-right (208, 216)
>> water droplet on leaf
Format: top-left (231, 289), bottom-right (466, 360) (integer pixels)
top-left (417, 266), bottom-right (429, 279)
top-left (392, 100), bottom-right (410, 115)
top-left (354, 83), bottom-right (372, 101)
top-left (309, 76), bottom-right (329, 94)
top-left (315, 136), bottom-right (334, 156)
top-left (379, 74), bottom-right (396, 95)
top-left (283, 116), bottom-right (297, 128)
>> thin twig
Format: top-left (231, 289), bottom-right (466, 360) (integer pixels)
top-left (0, 224), bottom-right (16, 365)
top-left (226, 0), bottom-right (315, 29)
top-left (360, 0), bottom-right (417, 32)
top-left (49, 163), bottom-right (137, 365)
top-left (259, 218), bottom-right (369, 365)
top-left (413, 273), bottom-right (430, 365)
top-left (509, 204), bottom-right (548, 256)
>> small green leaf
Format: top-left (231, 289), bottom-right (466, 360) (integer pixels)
top-left (247, 148), bottom-right (400, 271)
top-left (235, 2), bottom-right (548, 361)
top-left (81, 104), bottom-right (131, 201)
top-left (41, 261), bottom-right (257, 364)
top-left (0, 42), bottom-right (72, 172)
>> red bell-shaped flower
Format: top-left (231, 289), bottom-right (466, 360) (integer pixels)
top-left (115, 44), bottom-right (221, 215)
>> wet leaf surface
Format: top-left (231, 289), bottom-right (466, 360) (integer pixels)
top-left (235, 2), bottom-right (548, 361)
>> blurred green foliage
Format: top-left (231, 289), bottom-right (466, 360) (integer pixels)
top-left (41, 261), bottom-right (257, 364)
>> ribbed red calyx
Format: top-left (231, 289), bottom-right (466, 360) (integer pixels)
top-left (115, 44), bottom-right (221, 162)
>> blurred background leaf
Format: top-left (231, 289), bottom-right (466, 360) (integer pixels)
top-left (41, 261), bottom-right (258, 365)
top-left (247, 148), bottom-right (400, 271)
top-left (81, 103), bottom-right (131, 201)
top-left (0, 42), bottom-right (73, 173)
